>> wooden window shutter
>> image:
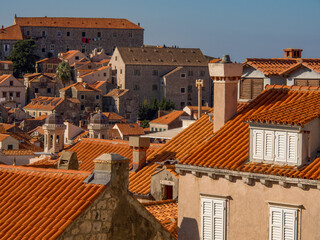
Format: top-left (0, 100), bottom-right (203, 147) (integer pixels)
top-left (201, 197), bottom-right (226, 240)
top-left (252, 79), bottom-right (264, 99)
top-left (283, 208), bottom-right (297, 240)
top-left (270, 207), bottom-right (282, 240)
top-left (253, 129), bottom-right (264, 160)
top-left (264, 130), bottom-right (274, 160)
top-left (307, 79), bottom-right (320, 87)
top-left (240, 79), bottom-right (252, 99)
top-left (287, 133), bottom-right (298, 163)
top-left (269, 207), bottom-right (297, 240)
top-left (275, 131), bottom-right (287, 162)
top-left (295, 79), bottom-right (308, 86)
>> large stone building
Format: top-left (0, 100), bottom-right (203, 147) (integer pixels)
top-left (0, 16), bottom-right (144, 60)
top-left (109, 46), bottom-right (213, 108)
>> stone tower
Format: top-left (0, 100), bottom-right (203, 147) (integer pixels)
top-left (43, 112), bottom-right (66, 153)
top-left (88, 111), bottom-right (109, 139)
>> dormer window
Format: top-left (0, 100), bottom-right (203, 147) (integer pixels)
top-left (251, 127), bottom-right (300, 165)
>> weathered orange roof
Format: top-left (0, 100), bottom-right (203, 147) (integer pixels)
top-left (2, 149), bottom-right (34, 156)
top-left (209, 58), bottom-right (221, 63)
top-left (36, 57), bottom-right (61, 64)
top-left (0, 123), bottom-right (16, 132)
top-left (0, 74), bottom-right (11, 84)
top-left (245, 58), bottom-right (320, 76)
top-left (105, 89), bottom-right (129, 97)
top-left (24, 97), bottom-right (64, 110)
top-left (179, 85), bottom-right (320, 180)
top-left (150, 111), bottom-right (185, 125)
top-left (114, 123), bottom-right (145, 136)
top-left (59, 82), bottom-right (102, 92)
top-left (79, 66), bottom-right (110, 78)
top-left (0, 165), bottom-right (105, 239)
top-left (0, 134), bottom-right (10, 141)
top-left (90, 81), bottom-right (106, 90)
top-left (34, 115), bottom-right (48, 121)
top-left (102, 112), bottom-right (126, 122)
top-left (185, 105), bottom-right (211, 111)
top-left (143, 200), bottom-right (178, 239)
top-left (0, 61), bottom-right (13, 64)
top-left (0, 24), bottom-right (23, 40)
top-left (15, 17), bottom-right (143, 30)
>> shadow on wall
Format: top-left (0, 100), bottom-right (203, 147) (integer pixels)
top-left (178, 217), bottom-right (199, 240)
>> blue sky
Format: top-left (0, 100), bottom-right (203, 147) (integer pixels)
top-left (1, 0), bottom-right (319, 61)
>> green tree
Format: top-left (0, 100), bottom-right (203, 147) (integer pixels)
top-left (7, 39), bottom-right (38, 78)
top-left (138, 97), bottom-right (175, 121)
top-left (56, 61), bottom-right (72, 88)
top-left (158, 97), bottom-right (175, 110)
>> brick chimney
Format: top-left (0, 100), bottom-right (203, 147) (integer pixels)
top-left (83, 153), bottom-right (129, 191)
top-left (129, 136), bottom-right (150, 172)
top-left (209, 55), bottom-right (243, 133)
top-left (284, 48), bottom-right (302, 58)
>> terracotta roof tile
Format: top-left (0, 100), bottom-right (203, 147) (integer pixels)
top-left (15, 17), bottom-right (143, 30)
top-left (0, 24), bottom-right (23, 40)
top-left (150, 111), bottom-right (185, 125)
top-left (36, 57), bottom-right (61, 64)
top-left (105, 89), bottom-right (129, 97)
top-left (143, 200), bottom-right (178, 238)
top-left (59, 82), bottom-right (102, 92)
top-left (0, 165), bottom-right (105, 239)
top-left (102, 112), bottom-right (126, 122)
top-left (114, 123), bottom-right (145, 136)
top-left (0, 75), bottom-right (11, 84)
top-left (0, 134), bottom-right (10, 141)
top-left (178, 85), bottom-right (320, 180)
top-left (2, 149), bottom-right (34, 156)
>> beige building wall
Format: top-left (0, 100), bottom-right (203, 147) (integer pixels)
top-left (0, 75), bottom-right (26, 107)
top-left (0, 136), bottom-right (19, 150)
top-left (178, 172), bottom-right (320, 240)
top-left (77, 66), bottom-right (111, 84)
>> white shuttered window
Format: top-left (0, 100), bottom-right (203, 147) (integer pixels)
top-left (269, 207), bottom-right (297, 240)
top-left (253, 129), bottom-right (264, 160)
top-left (275, 131), bottom-right (287, 162)
top-left (201, 197), bottom-right (226, 240)
top-left (264, 130), bottom-right (274, 160)
top-left (287, 133), bottom-right (298, 163)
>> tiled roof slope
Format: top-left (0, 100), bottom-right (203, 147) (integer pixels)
top-left (150, 111), bottom-right (185, 125)
top-left (105, 89), bottom-right (129, 97)
top-left (102, 112), bottom-right (126, 122)
top-left (180, 85), bottom-right (320, 180)
top-left (0, 24), bottom-right (23, 40)
top-left (115, 123), bottom-right (145, 136)
top-left (0, 165), bottom-right (105, 239)
top-left (60, 82), bottom-right (101, 92)
top-left (24, 96), bottom-right (80, 110)
top-left (15, 17), bottom-right (143, 30)
top-left (117, 47), bottom-right (208, 66)
top-left (143, 200), bottom-right (178, 239)
top-left (245, 58), bottom-right (320, 76)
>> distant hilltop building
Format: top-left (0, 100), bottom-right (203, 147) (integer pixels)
top-left (0, 15), bottom-right (144, 60)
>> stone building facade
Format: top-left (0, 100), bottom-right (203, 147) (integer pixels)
top-left (0, 74), bottom-right (26, 107)
top-left (109, 46), bottom-right (212, 108)
top-left (35, 57), bottom-right (61, 73)
top-left (3, 16), bottom-right (144, 59)
top-left (0, 61), bottom-right (13, 75)
top-left (0, 24), bottom-right (23, 60)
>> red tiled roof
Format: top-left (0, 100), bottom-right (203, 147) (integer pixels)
top-left (36, 57), bottom-right (61, 64)
top-left (15, 17), bottom-right (143, 30)
top-left (114, 123), bottom-right (145, 136)
top-left (179, 85), bottom-right (320, 180)
top-left (0, 134), bottom-right (10, 141)
top-left (0, 75), bottom-right (11, 84)
top-left (150, 111), bottom-right (185, 125)
top-left (0, 165), bottom-right (105, 239)
top-left (34, 115), bottom-right (49, 121)
top-left (79, 66), bottom-right (110, 78)
top-left (2, 149), bottom-right (35, 156)
top-left (90, 81), bottom-right (106, 90)
top-left (24, 97), bottom-right (64, 110)
top-left (0, 24), bottom-right (23, 40)
top-left (105, 89), bottom-right (129, 97)
top-left (0, 61), bottom-right (13, 64)
top-left (143, 200), bottom-right (178, 239)
top-left (245, 58), bottom-right (320, 76)
top-left (185, 106), bottom-right (211, 111)
top-left (102, 112), bottom-right (126, 122)
top-left (59, 82), bottom-right (102, 92)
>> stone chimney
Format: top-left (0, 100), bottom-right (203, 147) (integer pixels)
top-left (58, 150), bottom-right (79, 170)
top-left (129, 136), bottom-right (150, 172)
top-left (209, 55), bottom-right (243, 133)
top-left (196, 79), bottom-right (204, 119)
top-left (284, 48), bottom-right (302, 58)
top-left (83, 153), bottom-right (129, 192)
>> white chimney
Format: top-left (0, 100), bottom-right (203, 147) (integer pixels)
top-left (209, 55), bottom-right (243, 133)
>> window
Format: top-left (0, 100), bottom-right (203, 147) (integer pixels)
top-left (41, 44), bottom-right (46, 53)
top-left (41, 31), bottom-right (46, 37)
top-left (9, 92), bottom-right (13, 97)
top-left (152, 84), bottom-right (158, 91)
top-left (240, 78), bottom-right (264, 100)
top-left (7, 145), bottom-right (13, 150)
top-left (181, 73), bottom-right (186, 78)
top-left (181, 88), bottom-right (186, 94)
top-left (188, 71), bottom-right (193, 76)
top-left (134, 70), bottom-right (140, 76)
top-left (252, 129), bottom-right (299, 164)
top-left (35, 88), bottom-right (39, 93)
top-left (115, 56), bottom-right (118, 61)
top-left (96, 95), bottom-right (100, 100)
top-left (269, 206), bottom-right (298, 240)
top-left (75, 56), bottom-right (79, 60)
top-left (97, 32), bottom-right (101, 38)
top-left (50, 44), bottom-right (55, 52)
top-left (2, 92), bottom-right (6, 98)
top-left (16, 92), bottom-right (20, 98)
top-left (57, 31), bottom-right (61, 37)
top-left (188, 85), bottom-right (192, 93)
top-left (82, 32), bottom-right (86, 37)
top-left (4, 44), bottom-right (10, 52)
top-left (113, 32), bottom-right (117, 38)
top-left (48, 64), bottom-right (53, 69)
top-left (81, 46), bottom-right (86, 53)
top-left (80, 95), bottom-right (85, 100)
top-left (161, 185), bottom-right (173, 200)
top-left (201, 197), bottom-right (226, 240)
top-left (128, 32), bottom-right (133, 38)
top-left (47, 88), bottom-right (51, 93)
top-left (152, 70), bottom-right (158, 76)
top-left (67, 32), bottom-right (70, 37)
top-left (134, 85), bottom-right (140, 91)
top-left (104, 72), bottom-right (107, 77)
top-left (26, 31), bottom-right (30, 36)
top-left (9, 81), bottom-right (13, 86)
top-left (180, 102), bottom-right (185, 108)
top-left (200, 71), bottom-right (205, 76)
top-left (81, 104), bottom-right (85, 110)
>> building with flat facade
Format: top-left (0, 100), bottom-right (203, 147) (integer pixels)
top-left (0, 16), bottom-right (144, 60)
top-left (109, 46), bottom-right (212, 109)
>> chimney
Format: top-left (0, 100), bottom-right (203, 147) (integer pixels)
top-left (129, 136), bottom-right (150, 172)
top-left (58, 151), bottom-right (79, 170)
top-left (283, 48), bottom-right (302, 58)
top-left (83, 153), bottom-right (129, 191)
top-left (1, 26), bottom-right (3, 30)
top-left (209, 55), bottom-right (243, 133)
top-left (196, 79), bottom-right (204, 119)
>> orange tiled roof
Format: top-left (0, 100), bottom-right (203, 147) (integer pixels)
top-left (185, 105), bottom-right (211, 111)
top-left (178, 85), bottom-right (320, 180)
top-left (24, 97), bottom-right (64, 110)
top-left (0, 123), bottom-right (15, 131)
top-left (105, 89), bottom-right (129, 97)
top-left (209, 58), bottom-right (221, 63)
top-left (79, 66), bottom-right (110, 78)
top-left (15, 17), bottom-right (143, 30)
top-left (0, 165), bottom-right (105, 239)
top-left (34, 115), bottom-right (49, 121)
top-left (0, 61), bottom-right (13, 64)
top-left (143, 200), bottom-right (178, 239)
top-left (102, 112), bottom-right (126, 122)
top-left (114, 123), bottom-right (145, 136)
top-left (59, 82), bottom-right (102, 92)
top-left (0, 24), bottom-right (23, 40)
top-left (0, 74), bottom-right (11, 84)
top-left (36, 57), bottom-right (61, 64)
top-left (9, 132), bottom-right (43, 152)
top-left (90, 81), bottom-right (106, 90)
top-left (0, 134), bottom-right (10, 141)
top-left (2, 149), bottom-right (34, 156)
top-left (150, 111), bottom-right (185, 125)
top-left (245, 58), bottom-right (320, 76)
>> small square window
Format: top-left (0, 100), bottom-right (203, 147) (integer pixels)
top-left (113, 32), bottom-right (117, 38)
top-left (50, 44), bottom-right (55, 51)
top-left (57, 31), bottom-right (61, 37)
top-left (9, 92), bottom-right (13, 97)
top-left (81, 104), bottom-right (85, 110)
top-left (82, 32), bottom-right (86, 37)
top-left (181, 73), bottom-right (186, 78)
top-left (152, 84), bottom-right (158, 91)
top-left (9, 81), bottom-right (13, 86)
top-left (47, 88), bottom-right (51, 93)
top-left (67, 32), bottom-right (71, 37)
top-left (97, 32), bottom-right (101, 38)
top-left (41, 45), bottom-right (46, 53)
top-left (16, 92), bottom-right (20, 98)
top-left (152, 70), bottom-right (158, 76)
top-left (104, 73), bottom-right (107, 77)
top-left (75, 56), bottom-right (79, 60)
top-left (181, 88), bottom-right (186, 94)
top-left (8, 145), bottom-right (13, 150)
top-left (80, 95), bottom-right (85, 100)
top-left (2, 92), bottom-right (6, 98)
top-left (35, 88), bottom-right (39, 93)
top-left (96, 95), bottom-right (100, 100)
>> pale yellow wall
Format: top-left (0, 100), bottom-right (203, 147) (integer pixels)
top-left (178, 172), bottom-right (320, 240)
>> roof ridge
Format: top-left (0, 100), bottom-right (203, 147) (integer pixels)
top-left (142, 199), bottom-right (176, 206)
